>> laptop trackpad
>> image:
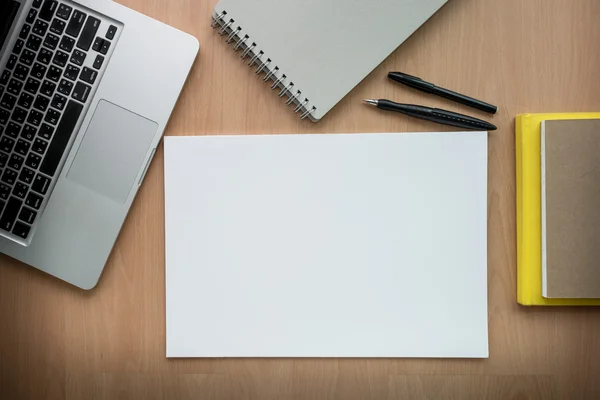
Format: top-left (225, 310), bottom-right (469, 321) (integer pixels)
top-left (67, 100), bottom-right (157, 203)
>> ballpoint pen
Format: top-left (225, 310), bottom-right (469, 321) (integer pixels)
top-left (388, 72), bottom-right (498, 114)
top-left (363, 99), bottom-right (497, 131)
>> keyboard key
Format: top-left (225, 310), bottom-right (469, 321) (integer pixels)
top-left (57, 79), bottom-right (72, 96)
top-left (32, 20), bottom-right (49, 36)
top-left (33, 95), bottom-right (50, 112)
top-left (24, 78), bottom-right (41, 94)
top-left (26, 153), bottom-right (42, 169)
top-left (18, 206), bottom-right (36, 225)
top-left (38, 123), bottom-right (54, 140)
top-left (19, 49), bottom-right (36, 66)
top-left (106, 25), bottom-right (118, 40)
top-left (92, 54), bottom-right (104, 70)
top-left (65, 64), bottom-right (79, 81)
top-left (12, 39), bottom-right (24, 55)
top-left (0, 109), bottom-right (10, 125)
top-left (5, 80), bottom-right (19, 97)
top-left (7, 79), bottom-right (22, 96)
top-left (66, 10), bottom-right (87, 38)
top-left (19, 24), bottom-right (31, 40)
top-left (33, 0), bottom-right (43, 8)
top-left (18, 92), bottom-right (34, 109)
top-left (19, 207), bottom-right (37, 225)
top-left (39, 0), bottom-right (58, 22)
top-left (40, 80), bottom-right (56, 97)
top-left (0, 109), bottom-right (9, 125)
top-left (27, 109), bottom-right (43, 126)
top-left (5, 122), bottom-right (21, 138)
top-left (72, 81), bottom-right (91, 103)
top-left (56, 4), bottom-right (72, 20)
top-left (12, 221), bottom-right (31, 239)
top-left (21, 125), bottom-right (36, 141)
top-left (53, 51), bottom-right (68, 67)
top-left (26, 192), bottom-right (43, 209)
top-left (8, 154), bottom-right (24, 171)
top-left (15, 139), bottom-right (31, 156)
top-left (32, 174), bottom-right (50, 194)
top-left (26, 35), bottom-right (43, 52)
top-left (2, 168), bottom-right (17, 185)
top-left (70, 50), bottom-right (86, 66)
top-left (1, 70), bottom-right (8, 85)
top-left (12, 185), bottom-right (28, 204)
top-left (0, 137), bottom-right (14, 153)
top-left (40, 100), bottom-right (82, 176)
top-left (19, 167), bottom-right (34, 185)
top-left (0, 199), bottom-right (4, 214)
top-left (46, 65), bottom-right (62, 82)
top-left (0, 93), bottom-right (16, 110)
top-left (0, 154), bottom-right (7, 169)
top-left (19, 207), bottom-right (37, 224)
top-left (31, 63), bottom-right (47, 80)
top-left (50, 94), bottom-right (66, 110)
top-left (92, 37), bottom-right (104, 52)
top-left (14, 64), bottom-right (29, 80)
top-left (50, 18), bottom-right (66, 35)
top-left (33, 138), bottom-right (48, 154)
top-left (0, 183), bottom-right (9, 199)
top-left (12, 182), bottom-right (28, 199)
top-left (0, 70), bottom-right (10, 85)
top-left (100, 39), bottom-right (111, 54)
top-left (44, 109), bottom-right (60, 125)
top-left (11, 107), bottom-right (27, 124)
top-left (59, 36), bottom-right (75, 52)
top-left (80, 67), bottom-right (97, 85)
top-left (0, 197), bottom-right (22, 232)
top-left (77, 16), bottom-right (100, 51)
top-left (36, 49), bottom-right (52, 67)
top-left (6, 55), bottom-right (18, 71)
top-left (43, 33), bottom-right (59, 50)
top-left (26, 8), bottom-right (38, 24)
top-left (0, 93), bottom-right (13, 112)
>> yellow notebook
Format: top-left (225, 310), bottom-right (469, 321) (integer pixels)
top-left (516, 112), bottom-right (600, 305)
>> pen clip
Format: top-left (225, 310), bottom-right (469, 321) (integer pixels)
top-left (388, 72), bottom-right (435, 93)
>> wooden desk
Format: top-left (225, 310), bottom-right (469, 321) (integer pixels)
top-left (1, 0), bottom-right (600, 398)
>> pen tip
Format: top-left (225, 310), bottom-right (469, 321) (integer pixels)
top-left (363, 99), bottom-right (378, 106)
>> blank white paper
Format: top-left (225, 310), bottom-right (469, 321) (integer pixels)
top-left (164, 132), bottom-right (488, 358)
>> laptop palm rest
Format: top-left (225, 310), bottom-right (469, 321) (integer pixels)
top-left (67, 100), bottom-right (157, 203)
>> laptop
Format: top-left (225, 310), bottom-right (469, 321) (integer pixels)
top-left (0, 0), bottom-right (198, 289)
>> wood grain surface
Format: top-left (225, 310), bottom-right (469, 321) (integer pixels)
top-left (2, 0), bottom-right (600, 398)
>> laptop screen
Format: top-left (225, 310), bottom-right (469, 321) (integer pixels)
top-left (0, 0), bottom-right (21, 54)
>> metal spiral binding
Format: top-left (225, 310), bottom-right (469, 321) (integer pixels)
top-left (212, 11), bottom-right (317, 121)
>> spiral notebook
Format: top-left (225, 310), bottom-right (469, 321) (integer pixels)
top-left (212, 0), bottom-right (449, 122)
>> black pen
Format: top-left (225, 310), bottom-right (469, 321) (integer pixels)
top-left (363, 99), bottom-right (497, 131)
top-left (388, 72), bottom-right (497, 114)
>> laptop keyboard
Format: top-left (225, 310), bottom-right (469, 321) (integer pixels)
top-left (0, 0), bottom-right (117, 243)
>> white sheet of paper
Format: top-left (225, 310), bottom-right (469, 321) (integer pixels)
top-left (164, 132), bottom-right (488, 358)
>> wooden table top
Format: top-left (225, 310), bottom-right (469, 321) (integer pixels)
top-left (2, 0), bottom-right (600, 398)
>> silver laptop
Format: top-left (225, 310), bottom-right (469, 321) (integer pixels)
top-left (0, 0), bottom-right (198, 289)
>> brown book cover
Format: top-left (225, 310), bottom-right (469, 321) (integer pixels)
top-left (542, 119), bottom-right (600, 298)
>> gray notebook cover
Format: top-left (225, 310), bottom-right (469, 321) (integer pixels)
top-left (213, 0), bottom-right (448, 121)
